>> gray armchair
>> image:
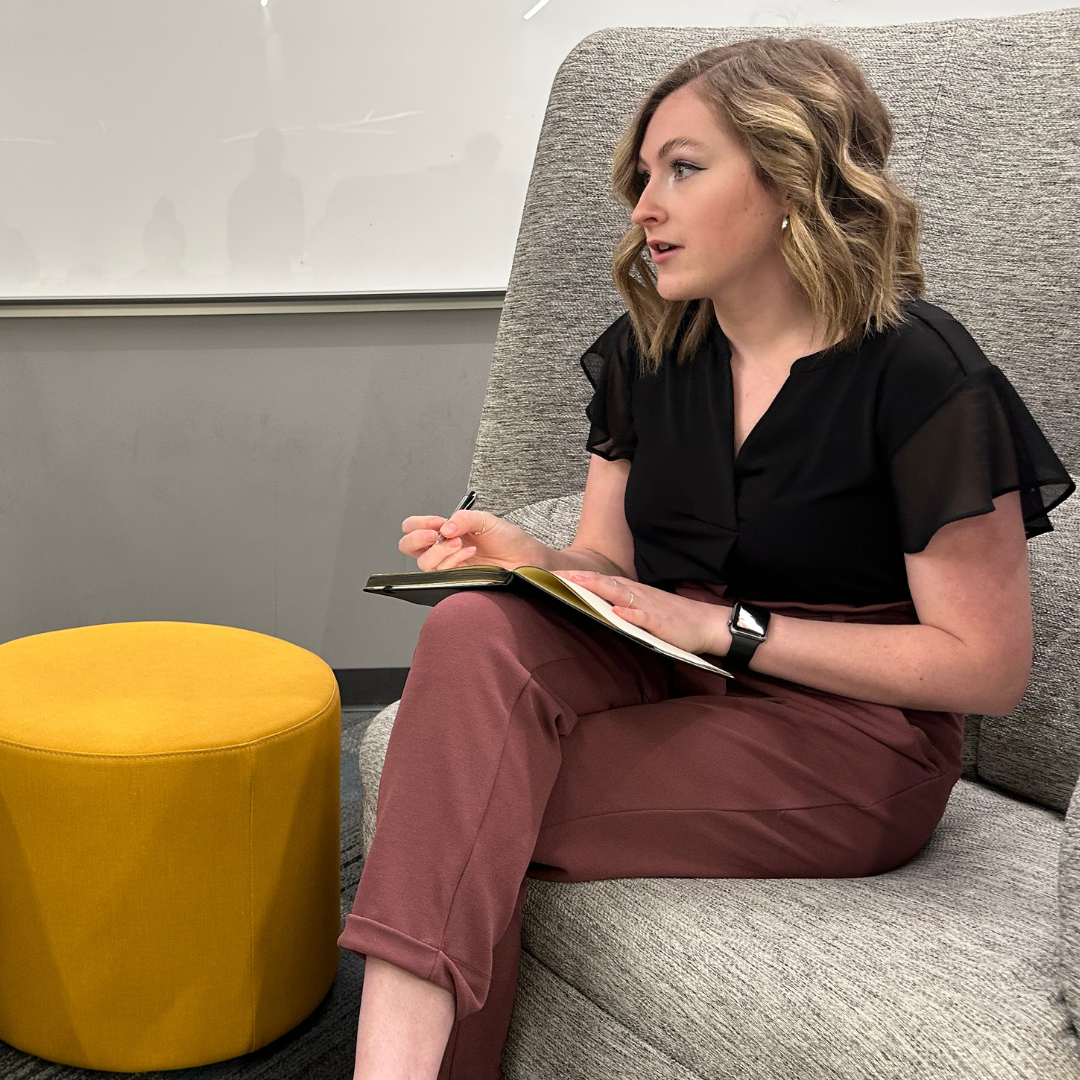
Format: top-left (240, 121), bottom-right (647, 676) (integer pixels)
top-left (359, 8), bottom-right (1080, 1076)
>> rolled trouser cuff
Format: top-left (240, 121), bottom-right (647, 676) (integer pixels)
top-left (337, 914), bottom-right (486, 1020)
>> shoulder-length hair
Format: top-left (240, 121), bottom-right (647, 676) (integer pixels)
top-left (610, 37), bottom-right (926, 370)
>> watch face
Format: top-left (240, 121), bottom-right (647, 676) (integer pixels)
top-left (733, 606), bottom-right (767, 638)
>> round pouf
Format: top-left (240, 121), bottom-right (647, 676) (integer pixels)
top-left (0, 621), bottom-right (341, 1071)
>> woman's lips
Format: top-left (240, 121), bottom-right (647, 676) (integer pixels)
top-left (649, 244), bottom-right (682, 263)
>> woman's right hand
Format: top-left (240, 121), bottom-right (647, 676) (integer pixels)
top-left (399, 509), bottom-right (544, 572)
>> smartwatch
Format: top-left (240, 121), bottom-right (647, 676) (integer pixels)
top-left (724, 601), bottom-right (771, 672)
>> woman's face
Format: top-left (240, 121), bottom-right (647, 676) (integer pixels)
top-left (632, 83), bottom-right (789, 302)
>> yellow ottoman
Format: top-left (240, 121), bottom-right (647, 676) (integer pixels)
top-left (0, 621), bottom-right (341, 1071)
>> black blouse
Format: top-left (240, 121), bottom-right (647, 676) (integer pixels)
top-left (581, 298), bottom-right (1074, 606)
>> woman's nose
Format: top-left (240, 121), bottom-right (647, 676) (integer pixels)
top-left (630, 180), bottom-right (665, 227)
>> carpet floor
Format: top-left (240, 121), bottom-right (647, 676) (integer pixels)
top-left (0, 707), bottom-right (381, 1080)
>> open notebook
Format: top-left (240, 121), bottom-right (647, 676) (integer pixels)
top-left (365, 565), bottom-right (731, 676)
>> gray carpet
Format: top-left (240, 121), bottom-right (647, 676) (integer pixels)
top-left (0, 707), bottom-right (380, 1080)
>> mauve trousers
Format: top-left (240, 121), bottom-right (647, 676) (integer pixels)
top-left (338, 584), bottom-right (964, 1079)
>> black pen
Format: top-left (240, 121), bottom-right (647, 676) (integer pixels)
top-left (433, 489), bottom-right (478, 545)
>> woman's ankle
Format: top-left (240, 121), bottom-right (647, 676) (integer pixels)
top-left (353, 956), bottom-right (456, 1080)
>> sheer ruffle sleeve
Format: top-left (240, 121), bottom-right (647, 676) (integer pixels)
top-left (580, 313), bottom-right (638, 462)
top-left (878, 306), bottom-right (1074, 553)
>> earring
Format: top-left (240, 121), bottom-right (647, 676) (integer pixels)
top-left (781, 215), bottom-right (790, 230)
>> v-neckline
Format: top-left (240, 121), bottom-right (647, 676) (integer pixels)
top-left (711, 319), bottom-right (837, 465)
top-left (727, 351), bottom-right (797, 465)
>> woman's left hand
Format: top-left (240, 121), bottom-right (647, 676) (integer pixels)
top-left (554, 571), bottom-right (730, 656)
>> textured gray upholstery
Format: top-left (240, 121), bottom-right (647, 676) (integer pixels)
top-left (1061, 785), bottom-right (1080, 1036)
top-left (359, 702), bottom-right (397, 859)
top-left (358, 7), bottom-right (1080, 1076)
top-left (506, 782), bottom-right (1074, 1080)
top-left (506, 953), bottom-right (696, 1080)
top-left (502, 492), bottom-right (583, 551)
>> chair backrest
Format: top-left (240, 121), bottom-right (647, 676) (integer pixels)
top-left (470, 7), bottom-right (1080, 811)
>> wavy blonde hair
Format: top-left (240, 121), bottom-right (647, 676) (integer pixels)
top-left (611, 37), bottom-right (925, 370)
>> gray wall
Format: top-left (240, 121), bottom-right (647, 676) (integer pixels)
top-left (0, 308), bottom-right (499, 668)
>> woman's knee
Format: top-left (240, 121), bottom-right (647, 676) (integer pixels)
top-left (415, 590), bottom-right (539, 652)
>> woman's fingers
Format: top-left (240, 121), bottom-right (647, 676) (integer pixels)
top-left (438, 508), bottom-right (490, 540)
top-left (555, 570), bottom-right (636, 609)
top-left (400, 515), bottom-right (446, 557)
top-left (401, 510), bottom-right (488, 553)
top-left (401, 509), bottom-right (506, 570)
top-left (416, 536), bottom-right (477, 572)
top-left (416, 537), bottom-right (456, 571)
top-left (437, 544), bottom-right (477, 570)
top-left (554, 570), bottom-right (608, 593)
top-left (402, 514), bottom-right (446, 533)
top-left (399, 529), bottom-right (441, 557)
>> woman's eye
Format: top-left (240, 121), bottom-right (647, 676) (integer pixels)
top-left (637, 162), bottom-right (698, 187)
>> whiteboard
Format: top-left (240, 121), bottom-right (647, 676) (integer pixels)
top-left (0, 0), bottom-right (1064, 300)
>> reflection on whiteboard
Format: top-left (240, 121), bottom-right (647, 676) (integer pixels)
top-left (226, 128), bottom-right (305, 285)
top-left (0, 0), bottom-right (1059, 299)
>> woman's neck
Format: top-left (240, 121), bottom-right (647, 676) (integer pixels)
top-left (710, 268), bottom-right (836, 370)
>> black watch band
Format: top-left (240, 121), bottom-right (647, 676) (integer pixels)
top-left (724, 601), bottom-right (771, 672)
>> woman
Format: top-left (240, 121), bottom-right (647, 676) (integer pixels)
top-left (341, 37), bottom-right (1074, 1080)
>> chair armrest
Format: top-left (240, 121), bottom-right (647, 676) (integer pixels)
top-left (358, 702), bottom-right (399, 859)
top-left (501, 491), bottom-right (584, 552)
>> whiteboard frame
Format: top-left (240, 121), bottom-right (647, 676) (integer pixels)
top-left (0, 290), bottom-right (506, 318)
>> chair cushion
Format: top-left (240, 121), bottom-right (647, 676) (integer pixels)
top-left (507, 951), bottom-right (697, 1080)
top-left (509, 780), bottom-right (1080, 1079)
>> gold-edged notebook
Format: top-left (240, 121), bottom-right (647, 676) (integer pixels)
top-left (365, 565), bottom-right (731, 677)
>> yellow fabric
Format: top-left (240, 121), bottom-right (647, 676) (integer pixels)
top-left (0, 621), bottom-right (341, 1071)
top-left (0, 621), bottom-right (336, 753)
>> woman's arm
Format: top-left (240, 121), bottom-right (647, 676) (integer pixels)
top-left (552, 456), bottom-right (636, 576)
top-left (751, 490), bottom-right (1032, 715)
top-left (400, 455), bottom-right (635, 576)
top-left (564, 490), bottom-right (1032, 717)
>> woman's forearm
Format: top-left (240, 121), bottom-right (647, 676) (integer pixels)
top-left (554, 563), bottom-right (1029, 716)
top-left (747, 615), bottom-right (1029, 716)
